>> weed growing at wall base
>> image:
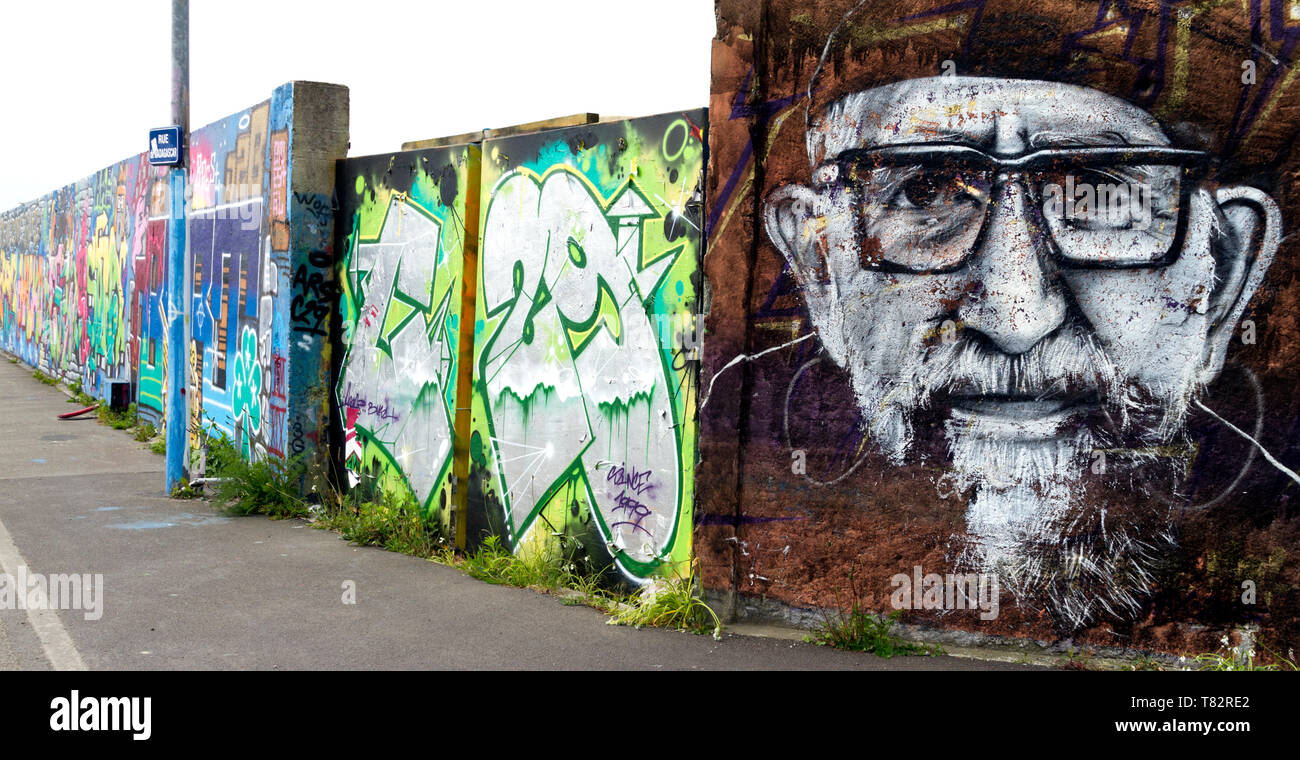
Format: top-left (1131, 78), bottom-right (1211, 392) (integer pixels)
top-left (169, 483), bottom-right (201, 500)
top-left (97, 403), bottom-right (138, 431)
top-left (806, 607), bottom-right (941, 658)
top-left (1061, 646), bottom-right (1098, 670)
top-left (1125, 654), bottom-right (1168, 671)
top-left (806, 571), bottom-right (943, 657)
top-left (453, 536), bottom-right (722, 637)
top-left (311, 477), bottom-right (721, 638)
top-left (313, 486), bottom-right (444, 559)
top-left (205, 429), bottom-right (308, 519)
top-left (1187, 637), bottom-right (1298, 671)
top-left (459, 535), bottom-right (580, 590)
top-left (608, 572), bottom-right (722, 639)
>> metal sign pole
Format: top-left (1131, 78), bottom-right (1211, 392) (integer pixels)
top-left (164, 0), bottom-right (189, 494)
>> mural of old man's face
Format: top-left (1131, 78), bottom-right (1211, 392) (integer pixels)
top-left (701, 0), bottom-right (1300, 651)
top-left (764, 76), bottom-right (1281, 626)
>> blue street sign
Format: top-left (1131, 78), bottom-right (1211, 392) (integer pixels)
top-left (148, 126), bottom-right (183, 166)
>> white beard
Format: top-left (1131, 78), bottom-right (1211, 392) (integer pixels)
top-left (844, 322), bottom-right (1196, 629)
top-left (946, 417), bottom-right (1092, 569)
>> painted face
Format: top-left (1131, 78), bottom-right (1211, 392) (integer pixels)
top-left (769, 77), bottom-right (1279, 452)
top-left (765, 77), bottom-right (1281, 626)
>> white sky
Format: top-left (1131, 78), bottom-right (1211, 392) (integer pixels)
top-left (0, 0), bottom-right (715, 210)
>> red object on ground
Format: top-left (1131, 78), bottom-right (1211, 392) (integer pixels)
top-left (57, 405), bottom-right (97, 420)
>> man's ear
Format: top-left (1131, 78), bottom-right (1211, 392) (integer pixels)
top-left (1200, 186), bottom-right (1282, 384)
top-left (765, 182), bottom-right (857, 366)
top-left (763, 183), bottom-right (831, 299)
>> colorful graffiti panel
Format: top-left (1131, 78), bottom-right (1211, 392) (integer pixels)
top-left (0, 156), bottom-right (170, 423)
top-left (334, 147), bottom-right (478, 523)
top-left (188, 97), bottom-right (292, 465)
top-left (471, 113), bottom-right (706, 582)
top-left (2, 83), bottom-right (344, 485)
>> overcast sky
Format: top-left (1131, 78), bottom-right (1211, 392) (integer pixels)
top-left (0, 0), bottom-right (715, 210)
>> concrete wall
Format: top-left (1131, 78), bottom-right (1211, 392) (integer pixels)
top-left (0, 81), bottom-right (349, 485)
top-left (286, 83), bottom-right (350, 481)
top-left (0, 156), bottom-right (171, 423)
top-left (699, 0), bottom-right (1300, 654)
top-left (186, 94), bottom-right (279, 464)
top-left (5, 6), bottom-right (1296, 656)
top-left (333, 113), bottom-right (707, 582)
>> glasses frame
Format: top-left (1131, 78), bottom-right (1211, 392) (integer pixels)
top-left (819, 144), bottom-right (1212, 275)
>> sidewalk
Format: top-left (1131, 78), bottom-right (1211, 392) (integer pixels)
top-left (0, 357), bottom-right (1033, 671)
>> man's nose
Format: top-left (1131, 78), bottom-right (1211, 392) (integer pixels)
top-left (957, 176), bottom-right (1067, 355)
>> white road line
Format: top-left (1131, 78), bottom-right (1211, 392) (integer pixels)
top-left (0, 515), bottom-right (87, 671)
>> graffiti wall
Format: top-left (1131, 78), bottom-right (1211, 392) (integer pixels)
top-left (188, 96), bottom-right (288, 464)
top-left (334, 145), bottom-right (480, 531)
top-left (1, 81), bottom-right (348, 483)
top-left (701, 0), bottom-right (1300, 654)
top-left (189, 82), bottom-right (348, 473)
top-left (469, 113), bottom-right (706, 582)
top-left (0, 156), bottom-right (171, 424)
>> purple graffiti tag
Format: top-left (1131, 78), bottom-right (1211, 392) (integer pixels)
top-left (341, 381), bottom-right (400, 423)
top-left (606, 462), bottom-right (654, 497)
top-left (365, 399), bottom-right (400, 424)
top-left (611, 490), bottom-right (653, 537)
top-left (607, 462), bottom-right (656, 537)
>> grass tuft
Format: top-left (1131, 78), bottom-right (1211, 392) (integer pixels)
top-left (459, 534), bottom-right (579, 590)
top-left (608, 571), bottom-right (722, 639)
top-left (806, 607), bottom-right (940, 657)
top-left (314, 486), bottom-right (444, 558)
top-left (804, 570), bottom-right (942, 657)
top-left (205, 429), bottom-right (307, 519)
top-left (97, 402), bottom-right (138, 430)
top-left (170, 483), bottom-right (201, 500)
top-left (310, 480), bottom-right (721, 640)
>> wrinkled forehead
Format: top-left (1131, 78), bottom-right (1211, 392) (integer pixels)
top-left (808, 77), bottom-right (1171, 165)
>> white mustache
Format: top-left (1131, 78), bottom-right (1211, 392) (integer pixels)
top-left (910, 324), bottom-right (1121, 401)
top-left (853, 320), bottom-right (1195, 463)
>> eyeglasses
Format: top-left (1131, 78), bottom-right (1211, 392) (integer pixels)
top-left (816, 144), bottom-right (1211, 274)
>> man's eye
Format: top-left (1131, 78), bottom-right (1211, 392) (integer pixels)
top-left (894, 170), bottom-right (983, 210)
top-left (901, 174), bottom-right (941, 207)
